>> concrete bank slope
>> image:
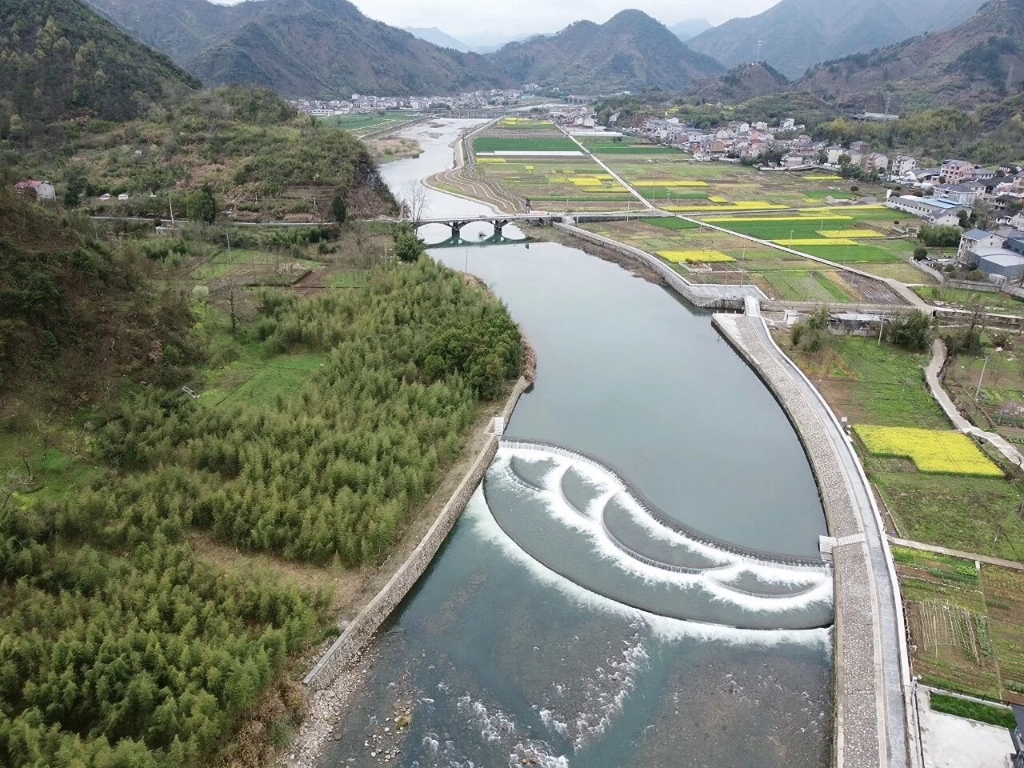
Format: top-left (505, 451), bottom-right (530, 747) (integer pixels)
top-left (713, 313), bottom-right (915, 768)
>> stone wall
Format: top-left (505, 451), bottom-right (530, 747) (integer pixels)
top-left (302, 376), bottom-right (531, 691)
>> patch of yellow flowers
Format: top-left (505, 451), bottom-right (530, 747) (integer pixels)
top-left (854, 426), bottom-right (1004, 478)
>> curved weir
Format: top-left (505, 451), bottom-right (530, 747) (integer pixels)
top-left (485, 443), bottom-right (834, 630)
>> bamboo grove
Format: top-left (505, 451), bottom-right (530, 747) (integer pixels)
top-left (0, 259), bottom-right (524, 767)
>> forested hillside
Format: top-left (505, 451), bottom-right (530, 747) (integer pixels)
top-left (9, 86), bottom-right (397, 221)
top-left (0, 183), bottom-right (524, 765)
top-left (799, 0), bottom-right (1024, 111)
top-left (0, 0), bottom-right (199, 136)
top-left (0, 181), bottom-right (199, 402)
top-left (87, 0), bottom-right (511, 97)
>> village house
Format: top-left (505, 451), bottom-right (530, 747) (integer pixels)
top-left (14, 180), bottom-right (56, 201)
top-left (934, 183), bottom-right (982, 207)
top-left (863, 153), bottom-right (889, 174)
top-left (941, 159), bottom-right (975, 184)
top-left (888, 194), bottom-right (969, 225)
top-left (958, 229), bottom-right (1005, 263)
top-left (890, 155), bottom-right (917, 177)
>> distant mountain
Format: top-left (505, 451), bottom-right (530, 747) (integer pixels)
top-left (0, 0), bottom-right (199, 132)
top-left (687, 0), bottom-right (987, 79)
top-left (798, 0), bottom-right (1024, 110)
top-left (83, 0), bottom-right (263, 63)
top-left (404, 27), bottom-right (471, 52)
top-left (687, 62), bottom-right (790, 103)
top-left (669, 19), bottom-right (713, 42)
top-left (487, 10), bottom-right (725, 93)
top-left (86, 0), bottom-right (511, 97)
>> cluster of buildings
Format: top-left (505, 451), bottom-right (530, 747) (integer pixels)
top-left (625, 116), bottom-right (814, 162)
top-left (887, 158), bottom-right (1024, 225)
top-left (291, 88), bottom-right (533, 117)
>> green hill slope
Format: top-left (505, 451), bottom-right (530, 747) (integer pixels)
top-left (0, 0), bottom-right (199, 134)
top-left (488, 10), bottom-right (725, 93)
top-left (688, 0), bottom-right (985, 79)
top-left (799, 0), bottom-right (1024, 110)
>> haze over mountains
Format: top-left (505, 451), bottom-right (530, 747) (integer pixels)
top-left (687, 0), bottom-right (988, 79)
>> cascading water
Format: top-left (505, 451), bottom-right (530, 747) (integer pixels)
top-left (486, 445), bottom-right (833, 630)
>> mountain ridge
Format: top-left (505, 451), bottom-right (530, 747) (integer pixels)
top-left (487, 9), bottom-right (725, 93)
top-left (796, 0), bottom-right (1024, 110)
top-left (687, 0), bottom-right (987, 79)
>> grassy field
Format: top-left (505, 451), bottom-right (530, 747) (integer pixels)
top-left (601, 156), bottom-right (887, 213)
top-left (321, 111), bottom-right (422, 137)
top-left (472, 157), bottom-right (635, 212)
top-left (783, 335), bottom-right (1024, 560)
top-left (473, 136), bottom-right (579, 153)
top-left (895, 545), bottom-right (1024, 703)
top-left (581, 220), bottom-right (903, 304)
top-left (915, 286), bottom-right (1024, 316)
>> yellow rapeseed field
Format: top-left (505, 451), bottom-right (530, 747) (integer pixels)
top-left (666, 202), bottom-right (788, 212)
top-left (709, 216), bottom-right (854, 223)
top-left (772, 238), bottom-right (861, 247)
top-left (854, 426), bottom-right (1004, 477)
top-left (658, 250), bottom-right (735, 263)
top-left (819, 229), bottom-right (884, 239)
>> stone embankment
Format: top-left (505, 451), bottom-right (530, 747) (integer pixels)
top-left (712, 312), bottom-right (915, 768)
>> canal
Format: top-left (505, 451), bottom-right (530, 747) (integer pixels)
top-left (319, 119), bottom-right (833, 768)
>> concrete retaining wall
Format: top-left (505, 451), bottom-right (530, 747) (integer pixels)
top-left (302, 376), bottom-right (531, 690)
top-left (554, 223), bottom-right (748, 311)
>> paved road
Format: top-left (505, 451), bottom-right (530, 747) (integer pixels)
top-left (925, 338), bottom-right (1024, 468)
top-left (714, 312), bottom-right (914, 768)
top-left (556, 126), bottom-right (655, 211)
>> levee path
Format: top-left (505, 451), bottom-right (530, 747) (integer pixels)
top-left (925, 338), bottom-right (1024, 468)
top-left (713, 309), bottom-right (916, 768)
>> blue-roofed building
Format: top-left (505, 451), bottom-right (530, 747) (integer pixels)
top-left (959, 229), bottom-right (1006, 264)
top-left (1007, 237), bottom-right (1024, 257)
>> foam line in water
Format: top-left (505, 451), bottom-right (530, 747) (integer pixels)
top-left (467, 487), bottom-right (832, 650)
top-left (492, 454), bottom-right (832, 614)
top-left (501, 446), bottom-right (827, 575)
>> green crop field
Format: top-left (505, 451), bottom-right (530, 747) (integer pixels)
top-left (473, 137), bottom-right (579, 153)
top-left (645, 218), bottom-right (700, 231)
top-left (800, 245), bottom-right (901, 264)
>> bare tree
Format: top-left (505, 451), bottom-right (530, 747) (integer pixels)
top-left (403, 181), bottom-right (429, 223)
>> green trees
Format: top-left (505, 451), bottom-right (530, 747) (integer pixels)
top-left (918, 224), bottom-right (963, 248)
top-left (0, 256), bottom-right (522, 768)
top-left (395, 230), bottom-right (426, 262)
top-left (884, 311), bottom-right (935, 352)
top-left (331, 191), bottom-right (347, 224)
top-left (185, 185), bottom-right (217, 224)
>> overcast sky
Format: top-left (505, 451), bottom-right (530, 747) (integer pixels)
top-left (212, 0), bottom-right (781, 45)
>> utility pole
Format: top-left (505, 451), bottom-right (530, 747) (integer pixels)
top-left (878, 316), bottom-right (885, 346)
top-left (168, 195), bottom-right (175, 228)
top-left (756, 39), bottom-right (762, 63)
top-left (975, 356), bottom-right (991, 403)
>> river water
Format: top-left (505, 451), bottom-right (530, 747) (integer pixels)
top-left (319, 120), bottom-right (833, 767)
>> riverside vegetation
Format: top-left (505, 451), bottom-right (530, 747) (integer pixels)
top-left (0, 183), bottom-right (524, 767)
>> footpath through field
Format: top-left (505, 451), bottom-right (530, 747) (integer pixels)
top-left (925, 338), bottom-right (1024, 468)
top-left (556, 125), bottom-right (655, 212)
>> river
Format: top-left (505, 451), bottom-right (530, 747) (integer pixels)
top-left (318, 119), bottom-right (833, 767)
